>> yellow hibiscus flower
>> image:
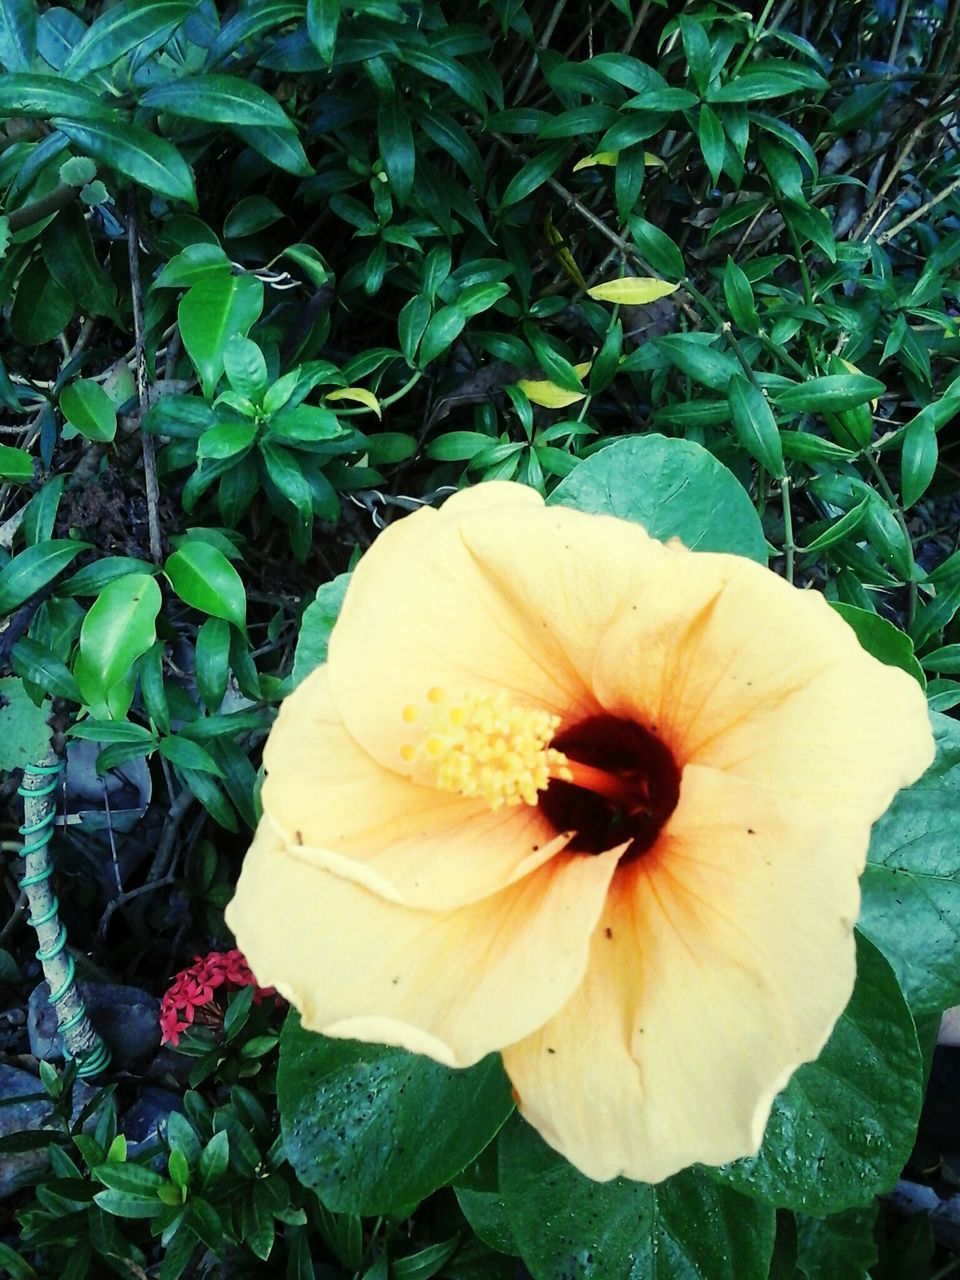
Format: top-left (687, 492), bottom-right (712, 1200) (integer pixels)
top-left (226, 482), bottom-right (934, 1184)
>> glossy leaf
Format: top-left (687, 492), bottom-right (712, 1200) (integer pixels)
top-left (54, 118), bottom-right (197, 207)
top-left (277, 1012), bottom-right (514, 1216)
top-left (0, 73), bottom-right (115, 120)
top-left (728, 374), bottom-right (784, 475)
top-left (0, 539), bottom-right (89, 613)
top-left (77, 573), bottom-right (162, 699)
top-left (713, 936), bottom-right (921, 1213)
top-left (60, 378), bottom-right (117, 443)
top-left (165, 541), bottom-right (247, 633)
top-left (178, 273), bottom-right (264, 399)
top-left (500, 1118), bottom-right (775, 1280)
top-left (140, 74), bottom-right (297, 131)
top-left (63, 0), bottom-right (193, 76)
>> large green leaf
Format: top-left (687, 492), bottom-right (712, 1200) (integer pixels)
top-left (550, 434), bottom-right (768, 562)
top-left (0, 73), bottom-right (115, 120)
top-left (54, 118), bottom-right (197, 207)
top-left (0, 539), bottom-right (89, 613)
top-left (8, 257), bottom-right (73, 346)
top-left (165, 541), bottom-right (247, 633)
top-left (0, 0), bottom-right (36, 71)
top-left (76, 573), bottom-right (162, 699)
top-left (43, 204), bottom-right (117, 319)
top-left (140, 74), bottom-right (297, 131)
top-left (710, 934), bottom-right (922, 1214)
top-left (62, 0), bottom-right (193, 77)
top-left (230, 124), bottom-right (314, 176)
top-left (499, 1118), bottom-right (776, 1280)
top-left (795, 1207), bottom-right (878, 1280)
top-left (0, 676), bottom-right (52, 772)
top-left (859, 711), bottom-right (960, 1014)
top-left (178, 273), bottom-right (264, 399)
top-left (60, 378), bottom-right (117, 442)
top-left (277, 1012), bottom-right (514, 1216)
top-left (292, 572), bottom-right (350, 687)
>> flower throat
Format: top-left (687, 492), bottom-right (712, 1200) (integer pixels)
top-left (400, 690), bottom-right (680, 861)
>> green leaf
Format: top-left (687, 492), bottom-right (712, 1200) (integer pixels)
top-left (795, 1207), bottom-right (878, 1280)
top-left (0, 73), bottom-right (115, 121)
top-left (418, 306), bottom-right (467, 367)
top-left (12, 636), bottom-right (82, 702)
top-left (223, 195), bottom-right (284, 239)
top-left (728, 375), bottom-right (783, 475)
top-left (165, 541), bottom-right (247, 633)
top-left (63, 0), bottom-right (192, 76)
top-left (723, 257), bottom-right (760, 334)
top-left (655, 335), bottom-right (740, 392)
top-left (830, 603), bottom-right (924, 685)
top-left (499, 143), bottom-right (566, 210)
top-left (708, 66), bottom-right (827, 103)
top-left (293, 573), bottom-right (350, 687)
top-left (774, 375), bottom-right (885, 414)
top-left (500, 1118), bottom-right (775, 1280)
top-left (231, 124), bottom-right (314, 177)
top-left (859, 711), bottom-right (960, 1014)
top-left (698, 103), bottom-right (725, 185)
top-left (379, 96), bottom-right (415, 203)
top-left (627, 215), bottom-right (684, 280)
top-left (141, 74), bottom-right (297, 131)
top-left (799, 495), bottom-right (871, 554)
top-left (551, 434), bottom-right (767, 562)
top-left (9, 257), bottom-right (73, 346)
top-left (195, 616), bottom-right (231, 711)
top-left (159, 735), bottom-right (224, 776)
top-left (679, 16), bottom-right (713, 93)
top-left (712, 934), bottom-right (922, 1214)
top-left (0, 0), bottom-right (36, 71)
top-left (197, 419), bottom-right (258, 460)
top-left (222, 335), bottom-right (268, 402)
top-left (60, 378), bottom-right (117, 443)
top-left (0, 443), bottom-right (33, 481)
top-left (0, 539), bottom-right (89, 613)
top-left (54, 118), bottom-right (197, 207)
top-left (77, 573), bottom-right (162, 698)
top-left (900, 418), bottom-right (938, 508)
top-left (306, 0), bottom-right (339, 62)
top-left (178, 272), bottom-right (264, 399)
top-left (43, 203), bottom-right (117, 320)
top-left (277, 1012), bottom-right (514, 1216)
top-left (267, 403), bottom-right (342, 443)
top-left (0, 676), bottom-right (52, 772)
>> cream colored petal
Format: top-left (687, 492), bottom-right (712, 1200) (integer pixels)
top-left (327, 484), bottom-right (664, 773)
top-left (262, 665), bottom-right (568, 910)
top-left (225, 815), bottom-right (621, 1068)
top-left (502, 765), bottom-right (860, 1184)
top-left (593, 551), bottom-right (934, 847)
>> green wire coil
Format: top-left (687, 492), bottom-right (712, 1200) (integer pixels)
top-left (17, 762), bottom-right (111, 1078)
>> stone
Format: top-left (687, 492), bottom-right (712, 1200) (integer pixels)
top-left (0, 1063), bottom-right (95, 1199)
top-left (122, 1086), bottom-right (184, 1163)
top-left (29, 981), bottom-right (160, 1069)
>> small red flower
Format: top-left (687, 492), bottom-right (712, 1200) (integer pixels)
top-left (159, 949), bottom-right (278, 1047)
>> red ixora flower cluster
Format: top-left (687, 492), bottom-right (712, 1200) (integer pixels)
top-left (159, 949), bottom-right (276, 1047)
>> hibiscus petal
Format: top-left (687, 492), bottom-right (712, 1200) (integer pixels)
top-left (262, 666), bottom-right (569, 909)
top-left (593, 550), bottom-right (934, 845)
top-left (502, 766), bottom-right (860, 1183)
top-left (225, 815), bottom-right (621, 1068)
top-left (327, 486), bottom-right (663, 772)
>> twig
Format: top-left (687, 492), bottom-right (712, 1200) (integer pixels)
top-left (876, 174), bottom-right (960, 245)
top-left (621, 0), bottom-right (651, 54)
top-left (126, 192), bottom-right (163, 565)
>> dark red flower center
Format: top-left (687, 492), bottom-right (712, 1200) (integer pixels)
top-left (539, 715), bottom-right (680, 861)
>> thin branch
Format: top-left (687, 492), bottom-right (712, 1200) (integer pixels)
top-left (126, 191), bottom-right (163, 565)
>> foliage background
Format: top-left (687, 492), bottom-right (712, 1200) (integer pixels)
top-left (0, 0), bottom-right (959, 1275)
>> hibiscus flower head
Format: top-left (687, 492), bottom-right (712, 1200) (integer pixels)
top-left (159, 948), bottom-right (276, 1047)
top-left (226, 482), bottom-right (934, 1183)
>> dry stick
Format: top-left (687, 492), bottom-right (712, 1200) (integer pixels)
top-left (877, 173), bottom-right (960, 245)
top-left (126, 192), bottom-right (163, 566)
top-left (621, 0), bottom-right (652, 54)
top-left (855, 118), bottom-right (926, 240)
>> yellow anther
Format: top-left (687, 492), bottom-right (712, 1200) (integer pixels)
top-left (399, 743), bottom-right (416, 763)
top-left (402, 688), bottom-right (567, 810)
top-left (402, 705), bottom-right (419, 723)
